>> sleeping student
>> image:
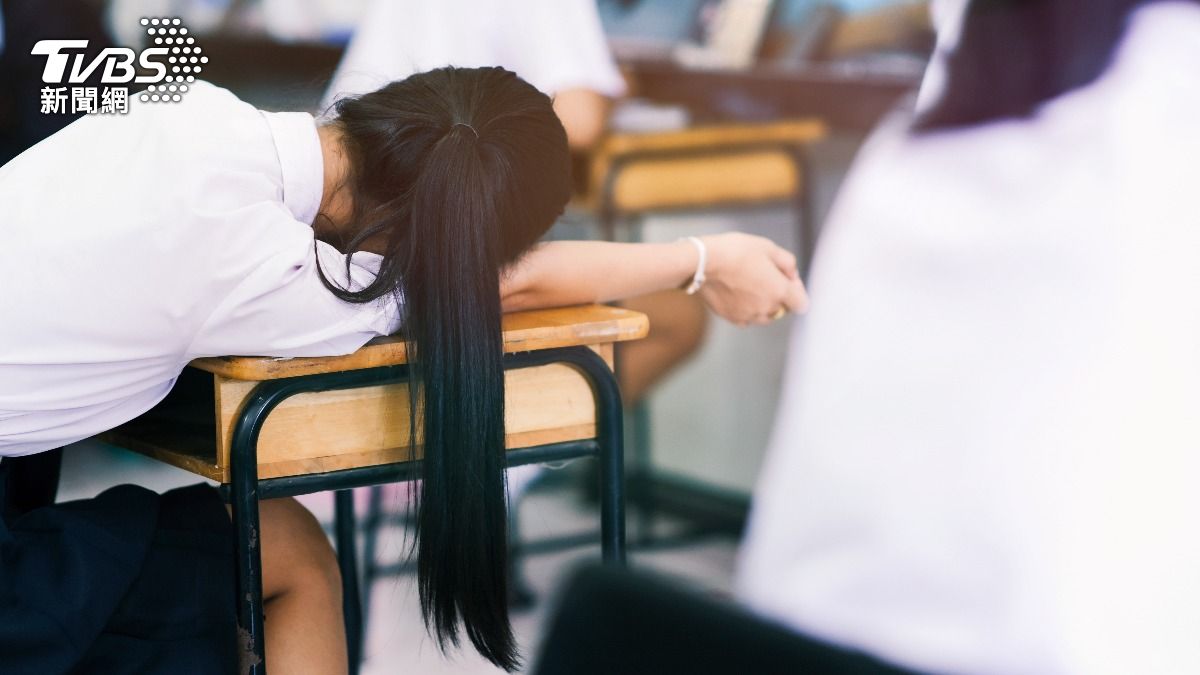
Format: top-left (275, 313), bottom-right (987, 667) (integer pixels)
top-left (0, 67), bottom-right (806, 673)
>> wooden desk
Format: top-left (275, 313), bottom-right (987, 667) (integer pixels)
top-left (621, 59), bottom-right (920, 132)
top-left (105, 305), bottom-right (647, 482)
top-left (101, 304), bottom-right (648, 675)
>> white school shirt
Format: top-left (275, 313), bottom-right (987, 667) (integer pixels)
top-left (0, 82), bottom-right (400, 458)
top-left (737, 3), bottom-right (1200, 674)
top-left (322, 0), bottom-right (626, 109)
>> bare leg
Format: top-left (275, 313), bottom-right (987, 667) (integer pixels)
top-left (617, 290), bottom-right (709, 405)
top-left (244, 498), bottom-right (348, 675)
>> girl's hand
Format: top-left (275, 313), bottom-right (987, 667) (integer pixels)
top-left (696, 233), bottom-right (809, 326)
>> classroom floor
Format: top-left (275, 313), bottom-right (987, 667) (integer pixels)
top-left (56, 441), bottom-right (740, 674)
top-left (353, 486), bottom-right (740, 675)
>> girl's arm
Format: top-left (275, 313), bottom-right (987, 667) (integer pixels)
top-left (501, 233), bottom-right (809, 326)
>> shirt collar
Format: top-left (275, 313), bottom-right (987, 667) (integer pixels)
top-left (261, 110), bottom-right (323, 225)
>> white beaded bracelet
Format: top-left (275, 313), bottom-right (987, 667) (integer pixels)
top-left (681, 236), bottom-right (707, 295)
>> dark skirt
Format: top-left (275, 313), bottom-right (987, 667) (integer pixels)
top-left (0, 458), bottom-right (238, 675)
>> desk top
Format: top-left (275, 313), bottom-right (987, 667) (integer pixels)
top-left (622, 60), bottom-right (919, 131)
top-left (191, 304), bottom-right (649, 381)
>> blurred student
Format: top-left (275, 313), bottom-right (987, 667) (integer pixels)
top-left (739, 1), bottom-right (1200, 673)
top-left (324, 0), bottom-right (709, 406)
top-left (324, 0), bottom-right (622, 151)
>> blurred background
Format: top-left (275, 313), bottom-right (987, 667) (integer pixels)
top-left (1, 1), bottom-right (933, 672)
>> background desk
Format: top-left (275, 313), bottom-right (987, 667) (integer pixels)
top-left (621, 59), bottom-right (919, 132)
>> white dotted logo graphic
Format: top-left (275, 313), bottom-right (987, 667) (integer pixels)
top-left (138, 17), bottom-right (206, 103)
top-left (32, 18), bottom-right (213, 114)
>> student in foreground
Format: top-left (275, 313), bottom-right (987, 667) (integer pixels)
top-left (739, 0), bottom-right (1200, 673)
top-left (530, 2), bottom-right (1200, 673)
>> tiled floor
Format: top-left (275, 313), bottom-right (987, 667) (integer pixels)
top-left (56, 441), bottom-right (740, 674)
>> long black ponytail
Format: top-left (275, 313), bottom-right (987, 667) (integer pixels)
top-left (316, 67), bottom-right (572, 670)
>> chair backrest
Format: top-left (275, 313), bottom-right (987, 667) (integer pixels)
top-left (588, 120), bottom-right (827, 216)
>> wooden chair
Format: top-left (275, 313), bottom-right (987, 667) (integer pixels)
top-left (574, 119), bottom-right (827, 547)
top-left (584, 118), bottom-right (828, 273)
top-left (101, 305), bottom-right (648, 675)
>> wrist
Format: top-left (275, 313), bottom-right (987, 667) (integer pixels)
top-left (678, 236), bottom-right (707, 295)
top-left (698, 234), bottom-right (727, 279)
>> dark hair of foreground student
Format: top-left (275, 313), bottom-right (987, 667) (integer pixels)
top-left (317, 66), bottom-right (572, 671)
top-left (916, 0), bottom-right (1200, 132)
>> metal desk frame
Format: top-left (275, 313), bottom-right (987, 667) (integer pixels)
top-left (217, 345), bottom-right (626, 675)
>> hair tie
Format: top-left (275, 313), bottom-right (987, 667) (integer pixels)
top-left (453, 122), bottom-right (480, 138)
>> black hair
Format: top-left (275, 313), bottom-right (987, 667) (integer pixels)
top-left (915, 0), bottom-right (1199, 131)
top-left (318, 66), bottom-right (571, 670)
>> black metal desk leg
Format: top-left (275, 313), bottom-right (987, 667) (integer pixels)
top-left (790, 145), bottom-right (817, 281)
top-left (504, 347), bottom-right (628, 564)
top-left (596, 375), bottom-right (626, 564)
top-left (357, 485), bottom-right (385, 640)
top-left (630, 402), bottom-right (657, 545)
top-left (335, 489), bottom-right (363, 674)
top-left (573, 348), bottom-right (627, 565)
top-left (230, 433), bottom-right (267, 675)
top-left (507, 498), bottom-right (537, 609)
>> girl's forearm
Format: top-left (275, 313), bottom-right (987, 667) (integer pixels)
top-left (501, 240), bottom-right (698, 312)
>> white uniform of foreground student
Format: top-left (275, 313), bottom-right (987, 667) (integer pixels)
top-left (738, 2), bottom-right (1200, 674)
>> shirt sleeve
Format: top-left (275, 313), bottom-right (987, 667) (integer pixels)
top-left (188, 223), bottom-right (402, 360)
